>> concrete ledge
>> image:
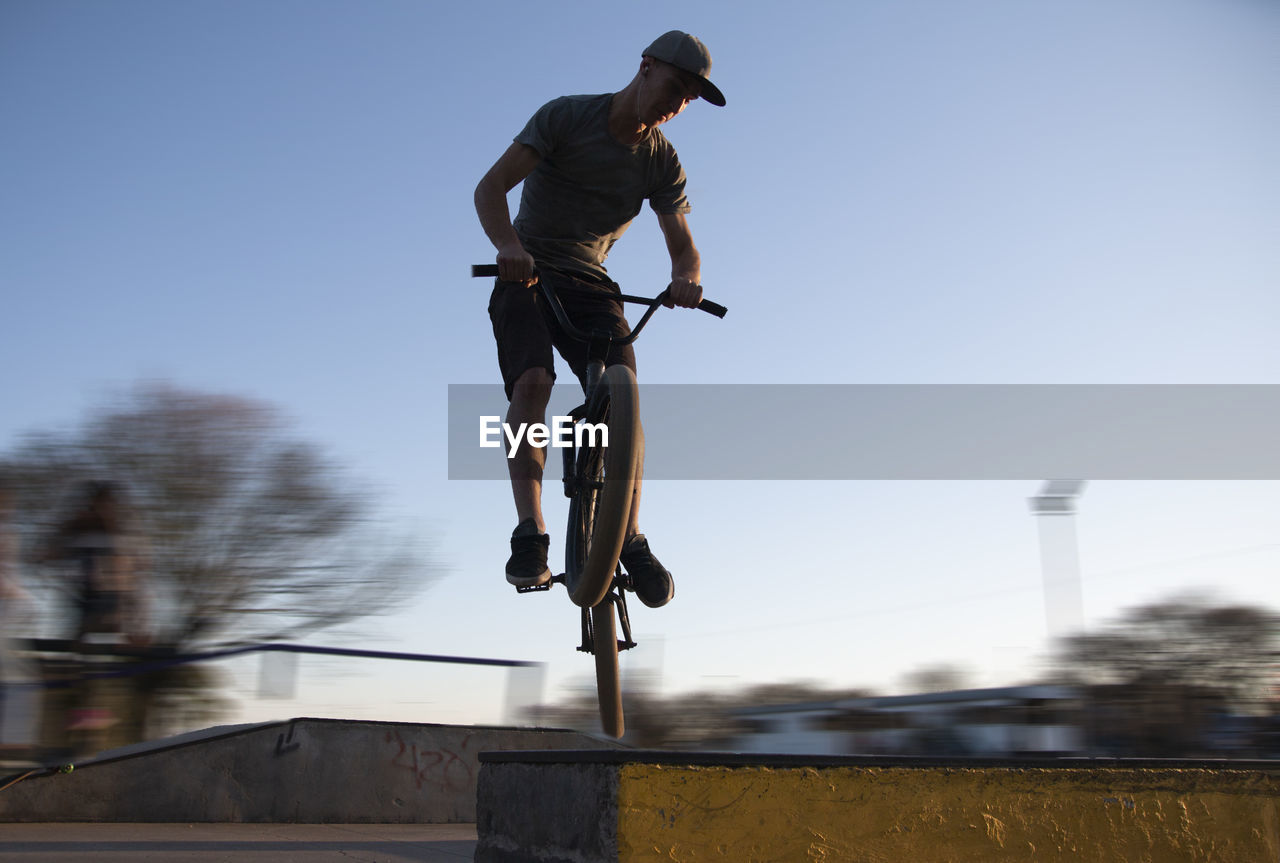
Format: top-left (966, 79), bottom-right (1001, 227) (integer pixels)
top-left (476, 750), bottom-right (1280, 862)
top-left (0, 720), bottom-right (621, 823)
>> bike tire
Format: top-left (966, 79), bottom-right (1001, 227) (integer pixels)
top-left (565, 364), bottom-right (641, 609)
top-left (591, 600), bottom-right (624, 739)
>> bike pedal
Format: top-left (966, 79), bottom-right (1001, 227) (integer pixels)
top-left (514, 573), bottom-right (564, 595)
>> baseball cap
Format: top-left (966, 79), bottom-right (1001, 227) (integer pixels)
top-left (642, 30), bottom-right (726, 107)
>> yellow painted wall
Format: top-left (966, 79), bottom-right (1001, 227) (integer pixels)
top-left (616, 764), bottom-right (1278, 862)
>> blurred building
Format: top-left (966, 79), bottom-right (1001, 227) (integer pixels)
top-left (728, 685), bottom-right (1084, 757)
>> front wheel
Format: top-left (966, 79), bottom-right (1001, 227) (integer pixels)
top-left (565, 364), bottom-right (641, 609)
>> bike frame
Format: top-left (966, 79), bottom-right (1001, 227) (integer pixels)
top-left (472, 263), bottom-right (724, 733)
top-left (532, 277), bottom-right (656, 659)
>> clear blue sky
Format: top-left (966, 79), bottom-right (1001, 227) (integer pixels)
top-left (3, 0), bottom-right (1277, 725)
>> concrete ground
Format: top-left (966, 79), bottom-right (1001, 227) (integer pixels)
top-left (0, 822), bottom-right (477, 862)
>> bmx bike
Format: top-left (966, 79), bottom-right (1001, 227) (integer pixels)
top-left (473, 264), bottom-right (725, 737)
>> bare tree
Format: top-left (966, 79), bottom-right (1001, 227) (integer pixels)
top-left (3, 382), bottom-right (433, 649)
top-left (899, 664), bottom-right (974, 695)
top-left (526, 679), bottom-right (874, 749)
top-left (1052, 595), bottom-right (1279, 715)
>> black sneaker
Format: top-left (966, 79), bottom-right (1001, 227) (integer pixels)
top-left (619, 534), bottom-right (674, 608)
top-left (506, 519), bottom-right (551, 588)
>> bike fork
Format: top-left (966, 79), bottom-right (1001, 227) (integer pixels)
top-left (578, 568), bottom-right (637, 655)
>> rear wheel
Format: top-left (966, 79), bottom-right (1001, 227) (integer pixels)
top-left (591, 600), bottom-right (624, 738)
top-left (565, 364), bottom-right (640, 609)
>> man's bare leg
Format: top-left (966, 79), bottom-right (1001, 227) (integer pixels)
top-left (616, 418), bottom-right (673, 607)
top-left (626, 422), bottom-right (644, 538)
top-left (507, 366), bottom-right (553, 531)
top-left (504, 367), bottom-right (554, 587)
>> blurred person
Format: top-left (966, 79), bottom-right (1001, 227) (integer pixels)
top-left (474, 31), bottom-right (725, 606)
top-left (0, 481), bottom-right (38, 748)
top-left (40, 481), bottom-right (151, 740)
top-left (43, 481), bottom-right (151, 646)
top-left (0, 481), bottom-right (25, 637)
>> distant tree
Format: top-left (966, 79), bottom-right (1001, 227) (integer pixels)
top-left (734, 681), bottom-right (872, 706)
top-left (1051, 596), bottom-right (1278, 715)
top-left (526, 678), bottom-right (874, 748)
top-left (899, 664), bottom-right (973, 694)
top-left (3, 382), bottom-right (433, 650)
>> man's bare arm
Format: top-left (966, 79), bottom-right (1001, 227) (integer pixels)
top-left (475, 142), bottom-right (543, 284)
top-left (656, 210), bottom-right (703, 308)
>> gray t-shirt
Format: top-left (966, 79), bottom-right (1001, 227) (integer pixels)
top-left (513, 93), bottom-right (691, 282)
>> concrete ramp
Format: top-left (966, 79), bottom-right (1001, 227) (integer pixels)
top-left (0, 719), bottom-right (620, 823)
top-left (476, 750), bottom-right (1280, 862)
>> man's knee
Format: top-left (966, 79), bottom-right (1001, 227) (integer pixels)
top-left (510, 366), bottom-right (554, 410)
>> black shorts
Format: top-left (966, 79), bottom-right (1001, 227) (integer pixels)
top-left (488, 269), bottom-right (637, 400)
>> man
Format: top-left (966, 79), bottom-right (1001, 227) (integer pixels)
top-left (39, 480), bottom-right (151, 743)
top-left (474, 31), bottom-right (725, 607)
top-left (0, 480), bottom-right (37, 747)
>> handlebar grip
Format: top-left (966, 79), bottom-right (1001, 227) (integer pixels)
top-left (472, 263), bottom-right (726, 316)
top-left (698, 299), bottom-right (728, 318)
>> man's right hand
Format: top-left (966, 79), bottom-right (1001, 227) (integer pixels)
top-left (476, 143), bottom-right (542, 286)
top-left (497, 244), bottom-right (538, 287)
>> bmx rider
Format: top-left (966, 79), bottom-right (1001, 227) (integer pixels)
top-left (473, 30), bottom-right (725, 607)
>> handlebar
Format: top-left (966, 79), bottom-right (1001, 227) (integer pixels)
top-left (471, 264), bottom-right (727, 319)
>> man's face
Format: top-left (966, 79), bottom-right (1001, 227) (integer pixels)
top-left (640, 60), bottom-right (702, 127)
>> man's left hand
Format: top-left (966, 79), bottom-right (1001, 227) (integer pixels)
top-left (665, 277), bottom-right (703, 309)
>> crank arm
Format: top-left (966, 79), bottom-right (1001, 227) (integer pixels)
top-left (612, 581), bottom-right (637, 653)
